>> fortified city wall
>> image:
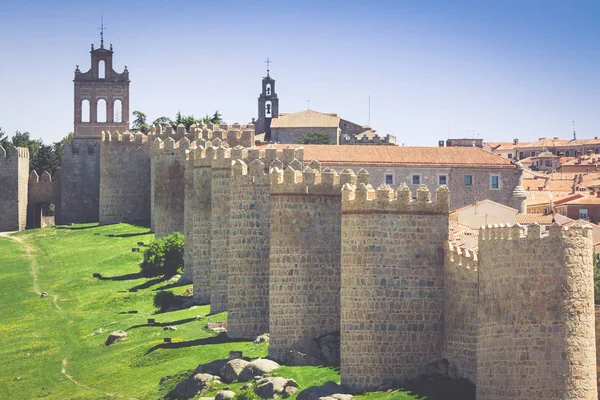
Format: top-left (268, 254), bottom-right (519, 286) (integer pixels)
top-left (268, 163), bottom-right (344, 361)
top-left (99, 131), bottom-right (151, 225)
top-left (0, 146), bottom-right (29, 232)
top-left (443, 243), bottom-right (478, 383)
top-left (477, 223), bottom-right (597, 400)
top-left (60, 139), bottom-right (100, 224)
top-left (340, 181), bottom-right (450, 390)
top-left (27, 170), bottom-right (62, 228)
top-left (227, 146), bottom-right (307, 339)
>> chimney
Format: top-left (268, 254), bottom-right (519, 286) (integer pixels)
top-left (438, 140), bottom-right (445, 147)
top-left (554, 137), bottom-right (559, 140)
top-left (513, 139), bottom-right (519, 145)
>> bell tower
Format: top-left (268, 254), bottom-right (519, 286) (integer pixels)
top-left (255, 58), bottom-right (279, 141)
top-left (73, 26), bottom-right (130, 138)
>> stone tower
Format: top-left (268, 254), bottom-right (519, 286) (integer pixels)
top-left (73, 40), bottom-right (130, 138)
top-left (254, 71), bottom-right (279, 141)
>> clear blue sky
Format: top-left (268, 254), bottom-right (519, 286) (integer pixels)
top-left (1, 0), bottom-right (599, 145)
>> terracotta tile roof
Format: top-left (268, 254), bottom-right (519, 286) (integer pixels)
top-left (559, 195), bottom-right (600, 206)
top-left (518, 138), bottom-right (569, 148)
top-left (449, 221), bottom-right (479, 251)
top-left (276, 145), bottom-right (515, 167)
top-left (516, 214), bottom-right (554, 224)
top-left (270, 110), bottom-right (340, 129)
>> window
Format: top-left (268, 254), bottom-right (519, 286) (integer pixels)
top-left (266, 83), bottom-right (272, 96)
top-left (113, 99), bottom-right (122, 123)
top-left (385, 174), bottom-right (394, 185)
top-left (507, 153), bottom-right (512, 159)
top-left (98, 60), bottom-right (105, 79)
top-left (465, 175), bottom-right (472, 185)
top-left (490, 175), bottom-right (499, 189)
top-left (579, 209), bottom-right (588, 220)
top-left (265, 101), bottom-right (272, 118)
top-left (565, 150), bottom-right (570, 157)
top-left (412, 174), bottom-right (421, 185)
top-left (545, 160), bottom-right (552, 167)
top-left (438, 175), bottom-right (447, 185)
top-left (96, 99), bottom-right (107, 122)
top-left (595, 148), bottom-right (599, 154)
top-left (531, 151), bottom-right (536, 157)
top-left (81, 99), bottom-right (90, 122)
top-left (519, 151), bottom-right (524, 159)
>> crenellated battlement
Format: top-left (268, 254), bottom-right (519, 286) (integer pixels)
top-left (151, 136), bottom-right (192, 156)
top-left (29, 170), bottom-right (54, 184)
top-left (479, 222), bottom-right (592, 242)
top-left (0, 145), bottom-right (29, 160)
top-left (341, 181), bottom-right (450, 214)
top-left (446, 242), bottom-right (478, 272)
top-left (101, 130), bottom-right (149, 146)
top-left (269, 164), bottom-right (343, 195)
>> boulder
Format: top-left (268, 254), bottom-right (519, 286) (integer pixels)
top-left (238, 359), bottom-right (280, 382)
top-left (163, 325), bottom-right (178, 331)
top-left (241, 383), bottom-right (253, 390)
top-left (296, 382), bottom-right (349, 400)
top-left (319, 395), bottom-right (353, 400)
top-left (282, 385), bottom-right (299, 398)
top-left (283, 350), bottom-right (311, 366)
top-left (194, 359), bottom-right (228, 376)
top-left (105, 330), bottom-right (127, 345)
top-left (170, 373), bottom-right (219, 398)
top-left (215, 389), bottom-right (236, 400)
top-left (254, 333), bottom-right (270, 344)
top-left (220, 358), bottom-right (250, 383)
top-left (254, 377), bottom-right (298, 399)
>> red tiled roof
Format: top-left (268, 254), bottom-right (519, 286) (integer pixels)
top-left (270, 145), bottom-right (515, 167)
top-left (559, 195), bottom-right (600, 206)
top-left (516, 214), bottom-right (554, 224)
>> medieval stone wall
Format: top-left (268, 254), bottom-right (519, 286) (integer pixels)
top-left (27, 170), bottom-right (61, 228)
top-left (477, 224), bottom-right (597, 400)
top-left (150, 135), bottom-right (190, 237)
top-left (0, 146), bottom-right (29, 232)
top-left (99, 132), bottom-right (151, 225)
top-left (60, 138), bottom-right (100, 224)
top-left (443, 244), bottom-right (478, 383)
top-left (339, 181), bottom-right (449, 391)
top-left (268, 164), bottom-right (343, 361)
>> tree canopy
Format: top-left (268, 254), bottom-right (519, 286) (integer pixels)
top-left (298, 131), bottom-right (334, 145)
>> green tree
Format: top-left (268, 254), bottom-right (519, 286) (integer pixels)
top-left (298, 131), bottom-right (333, 145)
top-left (132, 111), bottom-right (149, 133)
top-left (0, 127), bottom-right (8, 149)
top-left (31, 143), bottom-right (57, 175)
top-left (140, 232), bottom-right (184, 278)
top-left (152, 116), bottom-right (172, 130)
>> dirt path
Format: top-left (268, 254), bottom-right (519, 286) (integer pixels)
top-left (0, 232), bottom-right (59, 309)
top-left (61, 358), bottom-right (117, 397)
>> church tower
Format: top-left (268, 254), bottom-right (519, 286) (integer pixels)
top-left (254, 59), bottom-right (279, 141)
top-left (73, 28), bottom-right (130, 138)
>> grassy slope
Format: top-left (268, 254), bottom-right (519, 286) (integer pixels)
top-left (0, 224), bottom-right (421, 400)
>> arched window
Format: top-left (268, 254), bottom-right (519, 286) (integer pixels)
top-left (98, 60), bottom-right (105, 79)
top-left (565, 150), bottom-right (570, 157)
top-left (97, 99), bottom-right (107, 122)
top-left (266, 83), bottom-right (272, 96)
top-left (531, 151), bottom-right (536, 157)
top-left (265, 101), bottom-right (272, 118)
top-left (81, 99), bottom-right (90, 122)
top-left (595, 148), bottom-right (599, 154)
top-left (113, 99), bottom-right (122, 123)
top-left (575, 150), bottom-right (580, 157)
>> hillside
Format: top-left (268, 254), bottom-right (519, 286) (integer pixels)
top-left (0, 223), bottom-right (456, 399)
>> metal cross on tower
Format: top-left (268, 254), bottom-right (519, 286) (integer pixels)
top-left (99, 16), bottom-right (106, 48)
top-left (265, 57), bottom-right (272, 76)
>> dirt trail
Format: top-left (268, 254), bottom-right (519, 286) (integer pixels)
top-left (61, 358), bottom-right (116, 397)
top-left (0, 232), bottom-right (59, 309)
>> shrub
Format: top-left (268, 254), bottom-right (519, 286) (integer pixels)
top-left (140, 232), bottom-right (184, 278)
top-left (153, 291), bottom-right (178, 312)
top-left (233, 388), bottom-right (260, 400)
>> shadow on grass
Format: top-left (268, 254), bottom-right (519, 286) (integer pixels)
top-left (153, 281), bottom-right (188, 291)
top-left (126, 317), bottom-right (199, 331)
top-left (145, 333), bottom-right (245, 354)
top-left (56, 224), bottom-right (99, 231)
top-left (112, 231), bottom-right (152, 238)
top-left (99, 272), bottom-right (143, 281)
top-left (129, 277), bottom-right (167, 291)
top-left (123, 219), bottom-right (152, 229)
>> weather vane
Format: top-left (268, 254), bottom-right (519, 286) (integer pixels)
top-left (265, 57), bottom-right (272, 76)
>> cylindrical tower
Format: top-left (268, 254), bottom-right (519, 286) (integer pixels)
top-left (268, 165), bottom-right (342, 361)
top-left (340, 182), bottom-right (450, 391)
top-left (477, 223), bottom-right (597, 400)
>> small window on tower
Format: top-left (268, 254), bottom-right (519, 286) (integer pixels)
top-left (385, 174), bottom-right (394, 185)
top-left (98, 60), bottom-right (105, 79)
top-left (265, 101), bottom-right (272, 118)
top-left (266, 83), bottom-right (272, 96)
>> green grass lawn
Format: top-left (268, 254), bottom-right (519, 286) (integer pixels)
top-left (0, 223), bottom-right (426, 400)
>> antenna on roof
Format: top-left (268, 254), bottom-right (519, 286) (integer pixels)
top-left (573, 120), bottom-right (576, 140)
